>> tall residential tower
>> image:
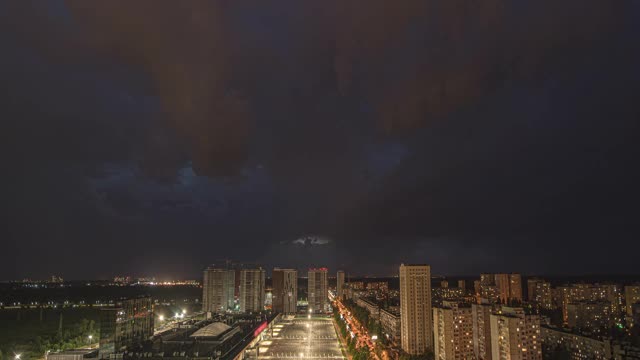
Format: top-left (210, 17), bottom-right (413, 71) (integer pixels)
top-left (308, 268), bottom-right (328, 313)
top-left (203, 266), bottom-right (236, 313)
top-left (239, 268), bottom-right (265, 313)
top-left (337, 270), bottom-right (345, 300)
top-left (400, 264), bottom-right (433, 355)
top-left (273, 268), bottom-right (298, 314)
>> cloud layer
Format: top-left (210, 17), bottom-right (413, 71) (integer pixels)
top-left (1, 0), bottom-right (639, 278)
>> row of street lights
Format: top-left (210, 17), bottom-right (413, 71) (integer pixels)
top-left (157, 308), bottom-right (187, 322)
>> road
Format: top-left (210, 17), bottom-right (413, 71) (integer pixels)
top-left (334, 299), bottom-right (380, 360)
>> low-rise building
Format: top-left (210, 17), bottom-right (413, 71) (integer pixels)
top-left (99, 296), bottom-right (154, 358)
top-left (46, 350), bottom-right (98, 360)
top-left (366, 282), bottom-right (389, 292)
top-left (357, 297), bottom-right (380, 320)
top-left (380, 307), bottom-right (401, 344)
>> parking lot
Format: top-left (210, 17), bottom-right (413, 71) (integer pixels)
top-left (257, 316), bottom-right (345, 359)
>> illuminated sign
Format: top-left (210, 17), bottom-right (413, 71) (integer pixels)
top-left (254, 321), bottom-right (268, 337)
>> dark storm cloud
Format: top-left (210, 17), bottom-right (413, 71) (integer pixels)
top-left (1, 0), bottom-right (639, 279)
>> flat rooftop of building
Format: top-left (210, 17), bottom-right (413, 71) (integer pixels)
top-left (47, 349), bottom-right (98, 359)
top-left (52, 349), bottom-right (96, 355)
top-left (256, 316), bottom-right (344, 359)
top-left (190, 322), bottom-right (232, 338)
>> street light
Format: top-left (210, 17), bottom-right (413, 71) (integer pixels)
top-left (15, 354), bottom-right (22, 360)
top-left (158, 315), bottom-right (164, 321)
top-left (182, 309), bottom-right (187, 315)
top-left (88, 335), bottom-right (93, 341)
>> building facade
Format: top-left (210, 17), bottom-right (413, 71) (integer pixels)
top-left (566, 301), bottom-right (612, 333)
top-left (433, 302), bottom-right (474, 360)
top-left (495, 274), bottom-right (523, 304)
top-left (203, 267), bottom-right (236, 313)
top-left (239, 268), bottom-right (265, 313)
top-left (308, 268), bottom-right (328, 313)
top-left (479, 274), bottom-right (522, 304)
top-left (527, 279), bottom-right (553, 310)
top-left (400, 264), bottom-right (433, 355)
top-left (555, 284), bottom-right (621, 325)
top-left (272, 268), bottom-right (297, 314)
top-left (337, 270), bottom-right (345, 300)
top-left (472, 302), bottom-right (494, 360)
top-left (380, 307), bottom-right (401, 344)
top-left (357, 297), bottom-right (380, 320)
top-left (625, 285), bottom-right (640, 316)
top-left (542, 325), bottom-right (612, 360)
top-left (490, 307), bottom-right (541, 360)
top-left (99, 296), bottom-right (154, 358)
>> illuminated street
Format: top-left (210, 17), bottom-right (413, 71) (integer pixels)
top-left (334, 300), bottom-right (380, 360)
top-left (256, 316), bottom-right (345, 359)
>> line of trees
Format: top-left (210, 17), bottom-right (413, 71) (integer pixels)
top-left (1, 318), bottom-right (97, 360)
top-left (334, 308), bottom-right (371, 360)
top-left (342, 300), bottom-right (387, 345)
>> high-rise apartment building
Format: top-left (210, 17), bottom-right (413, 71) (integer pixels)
top-left (479, 274), bottom-right (522, 304)
top-left (400, 264), bottom-right (433, 355)
top-left (337, 270), bottom-right (345, 299)
top-left (239, 268), bottom-right (265, 313)
top-left (495, 274), bottom-right (523, 304)
top-left (272, 268), bottom-right (297, 314)
top-left (625, 285), bottom-right (640, 316)
top-left (527, 279), bottom-right (553, 310)
top-left (555, 284), bottom-right (622, 324)
top-left (99, 296), bottom-right (154, 357)
top-left (433, 302), bottom-right (474, 360)
top-left (203, 267), bottom-right (236, 313)
top-left (472, 301), bottom-right (494, 360)
top-left (458, 280), bottom-right (467, 290)
top-left (308, 268), bottom-right (328, 313)
top-left (490, 307), bottom-right (541, 360)
top-left (566, 301), bottom-right (612, 332)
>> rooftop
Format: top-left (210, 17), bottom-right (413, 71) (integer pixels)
top-left (190, 322), bottom-right (232, 338)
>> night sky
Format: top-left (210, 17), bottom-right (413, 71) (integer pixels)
top-left (1, 1), bottom-right (639, 280)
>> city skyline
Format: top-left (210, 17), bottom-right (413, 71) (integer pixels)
top-left (2, 1), bottom-right (640, 360)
